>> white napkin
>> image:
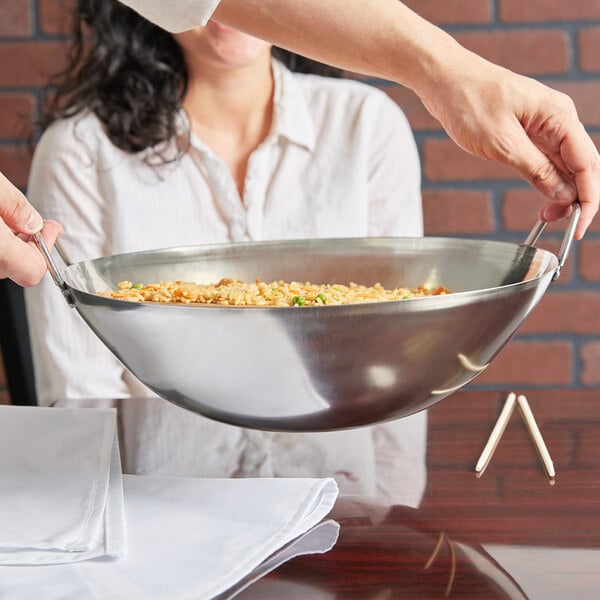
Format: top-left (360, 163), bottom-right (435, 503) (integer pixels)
top-left (0, 405), bottom-right (125, 564)
top-left (0, 475), bottom-right (339, 600)
top-left (215, 519), bottom-right (340, 600)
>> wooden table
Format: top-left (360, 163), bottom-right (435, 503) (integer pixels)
top-left (238, 389), bottom-right (600, 599)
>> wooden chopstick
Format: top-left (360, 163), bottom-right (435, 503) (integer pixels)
top-left (517, 394), bottom-right (556, 485)
top-left (475, 392), bottom-right (516, 478)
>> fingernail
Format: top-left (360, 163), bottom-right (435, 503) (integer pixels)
top-left (554, 181), bottom-right (576, 203)
top-left (26, 210), bottom-right (43, 233)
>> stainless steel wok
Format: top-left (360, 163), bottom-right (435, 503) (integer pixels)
top-left (35, 204), bottom-right (580, 431)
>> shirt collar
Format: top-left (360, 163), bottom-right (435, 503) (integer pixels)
top-left (271, 58), bottom-right (316, 152)
top-left (181, 59), bottom-right (317, 154)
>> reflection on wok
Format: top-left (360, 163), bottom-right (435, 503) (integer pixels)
top-left (35, 205), bottom-right (580, 432)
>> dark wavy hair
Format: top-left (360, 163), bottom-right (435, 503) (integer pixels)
top-left (40, 0), bottom-right (341, 161)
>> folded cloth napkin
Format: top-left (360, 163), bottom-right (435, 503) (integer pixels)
top-left (0, 475), bottom-right (339, 600)
top-left (0, 405), bottom-right (125, 564)
top-left (215, 518), bottom-right (340, 600)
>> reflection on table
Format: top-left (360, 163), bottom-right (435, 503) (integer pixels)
top-left (237, 389), bottom-right (600, 599)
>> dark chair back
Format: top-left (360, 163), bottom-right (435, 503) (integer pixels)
top-left (0, 279), bottom-right (37, 405)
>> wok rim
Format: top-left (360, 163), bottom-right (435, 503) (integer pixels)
top-left (63, 235), bottom-right (559, 311)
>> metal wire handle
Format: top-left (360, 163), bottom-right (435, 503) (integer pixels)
top-left (523, 201), bottom-right (581, 281)
top-left (33, 231), bottom-right (76, 307)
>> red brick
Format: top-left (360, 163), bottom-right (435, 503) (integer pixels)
top-left (499, 0), bottom-right (600, 22)
top-left (0, 41), bottom-right (69, 87)
top-left (579, 240), bottom-right (600, 282)
top-left (474, 340), bottom-right (573, 386)
top-left (402, 0), bottom-right (492, 25)
top-left (503, 188), bottom-right (548, 231)
top-left (497, 389), bottom-right (600, 419)
top-left (455, 30), bottom-right (569, 75)
top-left (519, 291), bottom-right (600, 334)
top-left (502, 188), bottom-right (600, 234)
top-left (578, 28), bottom-right (600, 72)
top-left (0, 1), bottom-right (33, 37)
top-left (428, 390), bottom-right (505, 426)
top-left (580, 342), bottom-right (600, 386)
top-left (39, 0), bottom-right (75, 36)
top-left (573, 423), bottom-right (600, 465)
top-left (546, 81), bottom-right (600, 127)
top-left (383, 85), bottom-right (441, 131)
top-left (0, 94), bottom-right (35, 140)
top-left (440, 389), bottom-right (600, 420)
top-left (422, 189), bottom-right (494, 234)
top-left (0, 146), bottom-right (33, 189)
top-left (430, 389), bottom-right (600, 431)
top-left (423, 138), bottom-right (516, 182)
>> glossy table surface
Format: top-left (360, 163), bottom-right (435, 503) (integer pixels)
top-left (238, 389), bottom-right (600, 599)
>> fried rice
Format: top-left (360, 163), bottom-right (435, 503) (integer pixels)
top-left (99, 278), bottom-right (450, 307)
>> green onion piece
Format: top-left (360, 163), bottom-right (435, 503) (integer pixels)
top-left (132, 284), bottom-right (144, 290)
top-left (292, 296), bottom-right (306, 306)
top-left (316, 293), bottom-right (327, 304)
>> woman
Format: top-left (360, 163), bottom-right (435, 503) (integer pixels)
top-left (25, 0), bottom-right (426, 506)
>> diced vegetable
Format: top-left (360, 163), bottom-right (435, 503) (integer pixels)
top-left (292, 296), bottom-right (306, 306)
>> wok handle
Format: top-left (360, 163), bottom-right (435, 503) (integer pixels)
top-left (33, 231), bottom-right (76, 307)
top-left (523, 201), bottom-right (581, 281)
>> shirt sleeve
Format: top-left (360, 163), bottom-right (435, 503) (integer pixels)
top-left (118, 0), bottom-right (221, 31)
top-left (366, 90), bottom-right (423, 238)
top-left (24, 119), bottom-right (133, 406)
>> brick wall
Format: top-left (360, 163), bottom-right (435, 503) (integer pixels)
top-left (0, 0), bottom-right (599, 403)
top-left (398, 0), bottom-right (600, 390)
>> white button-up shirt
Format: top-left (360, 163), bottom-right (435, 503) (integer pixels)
top-left (25, 61), bottom-right (426, 505)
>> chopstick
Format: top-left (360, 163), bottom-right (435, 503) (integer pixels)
top-left (517, 394), bottom-right (556, 485)
top-left (474, 392), bottom-right (556, 484)
top-left (475, 392), bottom-right (516, 478)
